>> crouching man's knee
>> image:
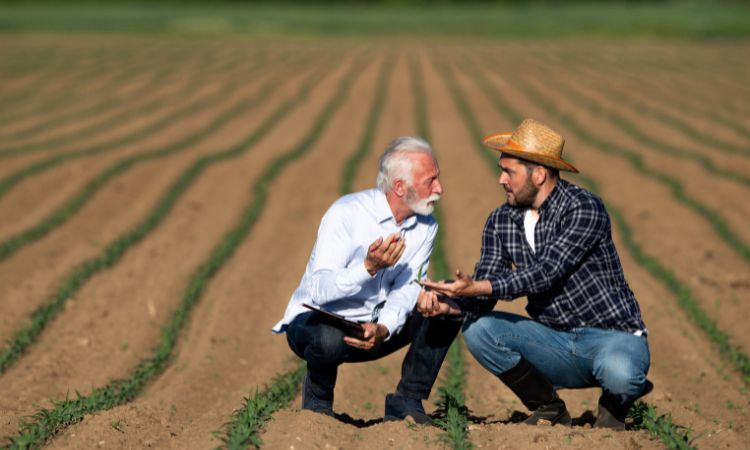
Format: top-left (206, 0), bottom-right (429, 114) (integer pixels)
top-left (462, 316), bottom-right (520, 376)
top-left (595, 350), bottom-right (650, 404)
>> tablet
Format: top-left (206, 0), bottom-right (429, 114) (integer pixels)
top-left (302, 303), bottom-right (365, 339)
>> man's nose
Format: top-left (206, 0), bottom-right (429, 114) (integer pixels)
top-left (498, 172), bottom-right (508, 185)
top-left (433, 179), bottom-right (443, 195)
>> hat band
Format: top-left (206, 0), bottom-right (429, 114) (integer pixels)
top-left (504, 139), bottom-right (526, 152)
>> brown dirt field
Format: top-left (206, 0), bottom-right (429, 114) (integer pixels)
top-left (0, 61), bottom-right (155, 140)
top-left (0, 52), bottom-right (298, 244)
top-left (0, 56), bottom-right (350, 436)
top-left (562, 62), bottom-right (750, 149)
top-left (0, 59), bottom-right (311, 349)
top-left (46, 54), bottom-right (382, 450)
top-left (1, 37), bottom-right (749, 450)
top-left (0, 53), bottom-right (156, 135)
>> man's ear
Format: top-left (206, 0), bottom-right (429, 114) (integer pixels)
top-left (532, 166), bottom-right (547, 186)
top-left (393, 179), bottom-right (407, 197)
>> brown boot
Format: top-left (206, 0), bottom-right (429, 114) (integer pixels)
top-left (499, 358), bottom-right (572, 426)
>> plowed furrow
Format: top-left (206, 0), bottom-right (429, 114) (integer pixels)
top-left (1, 52), bottom-right (367, 449)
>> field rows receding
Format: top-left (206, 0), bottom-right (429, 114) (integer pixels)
top-left (0, 49), bottom-right (318, 252)
top-left (0, 40), bottom-right (217, 130)
top-left (0, 37), bottom-right (748, 449)
top-left (0, 50), bottom-right (334, 364)
top-left (0, 45), bottom-right (359, 445)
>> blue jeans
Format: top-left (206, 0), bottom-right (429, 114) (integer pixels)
top-left (463, 312), bottom-right (650, 405)
top-left (287, 310), bottom-right (462, 400)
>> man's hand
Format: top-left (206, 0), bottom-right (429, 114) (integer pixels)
top-left (417, 289), bottom-right (461, 317)
top-left (364, 232), bottom-right (406, 276)
top-left (421, 269), bottom-right (492, 297)
top-left (343, 323), bottom-right (389, 350)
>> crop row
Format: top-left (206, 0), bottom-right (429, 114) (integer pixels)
top-left (0, 47), bottom-right (344, 374)
top-left (0, 43), bottom-right (747, 445)
top-left (214, 50), bottom-right (473, 449)
top-left (0, 51), bottom-right (319, 264)
top-left (409, 52), bottom-right (471, 450)
top-left (215, 51), bottom-right (395, 449)
top-left (0, 42), bottom-right (240, 126)
top-left (0, 49), bottom-right (246, 144)
top-left (1, 50), bottom-right (363, 448)
top-left (0, 49), bottom-right (261, 157)
top-left (0, 45), bottom-right (186, 129)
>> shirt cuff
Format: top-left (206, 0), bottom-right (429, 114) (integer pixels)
top-left (489, 277), bottom-right (504, 298)
top-left (376, 309), bottom-right (402, 342)
top-left (348, 262), bottom-right (374, 286)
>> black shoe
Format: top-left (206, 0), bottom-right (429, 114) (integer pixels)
top-left (594, 379), bottom-right (654, 431)
top-left (301, 372), bottom-right (334, 416)
top-left (384, 392), bottom-right (432, 424)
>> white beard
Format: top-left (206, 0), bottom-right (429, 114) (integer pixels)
top-left (407, 193), bottom-right (441, 216)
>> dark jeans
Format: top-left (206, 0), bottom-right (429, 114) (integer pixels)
top-left (286, 310), bottom-right (462, 400)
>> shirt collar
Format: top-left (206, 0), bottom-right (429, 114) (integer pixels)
top-left (374, 189), bottom-right (418, 229)
top-left (537, 178), bottom-right (567, 215)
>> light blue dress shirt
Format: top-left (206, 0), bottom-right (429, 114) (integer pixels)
top-left (273, 188), bottom-right (437, 339)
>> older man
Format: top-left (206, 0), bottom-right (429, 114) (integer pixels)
top-left (420, 119), bottom-right (651, 430)
top-left (273, 136), bottom-right (461, 423)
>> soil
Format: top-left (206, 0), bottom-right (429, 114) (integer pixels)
top-left (0, 37), bottom-right (748, 450)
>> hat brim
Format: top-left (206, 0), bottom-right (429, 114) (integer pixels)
top-left (482, 132), bottom-right (579, 173)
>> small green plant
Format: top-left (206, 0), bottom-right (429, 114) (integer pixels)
top-left (363, 401), bottom-right (375, 411)
top-left (215, 364), bottom-right (305, 450)
top-left (110, 420), bottom-right (124, 433)
top-left (630, 402), bottom-right (695, 450)
top-left (411, 263), bottom-right (426, 286)
top-left (725, 400), bottom-right (735, 410)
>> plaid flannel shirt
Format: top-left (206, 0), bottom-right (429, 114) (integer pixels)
top-left (457, 179), bottom-right (645, 334)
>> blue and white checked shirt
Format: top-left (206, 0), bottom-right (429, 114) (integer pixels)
top-left (458, 179), bottom-right (646, 334)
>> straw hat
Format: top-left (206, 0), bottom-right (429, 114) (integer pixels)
top-left (482, 119), bottom-right (578, 173)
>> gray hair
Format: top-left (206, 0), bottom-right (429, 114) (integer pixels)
top-left (376, 136), bottom-right (433, 192)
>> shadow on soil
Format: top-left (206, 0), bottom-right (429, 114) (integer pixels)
top-left (330, 409), bottom-right (600, 429)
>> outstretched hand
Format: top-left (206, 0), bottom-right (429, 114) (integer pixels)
top-left (416, 288), bottom-right (461, 317)
top-left (421, 269), bottom-right (492, 297)
top-left (364, 232), bottom-right (405, 276)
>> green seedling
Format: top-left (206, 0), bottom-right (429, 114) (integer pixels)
top-left (110, 420), bottom-right (124, 433)
top-left (411, 263), bottom-right (426, 286)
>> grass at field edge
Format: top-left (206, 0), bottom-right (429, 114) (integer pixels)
top-left (1, 2), bottom-right (749, 39)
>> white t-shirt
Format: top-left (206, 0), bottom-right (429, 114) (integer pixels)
top-left (524, 209), bottom-right (539, 253)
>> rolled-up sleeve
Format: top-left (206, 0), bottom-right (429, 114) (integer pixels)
top-left (307, 204), bottom-right (374, 304)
